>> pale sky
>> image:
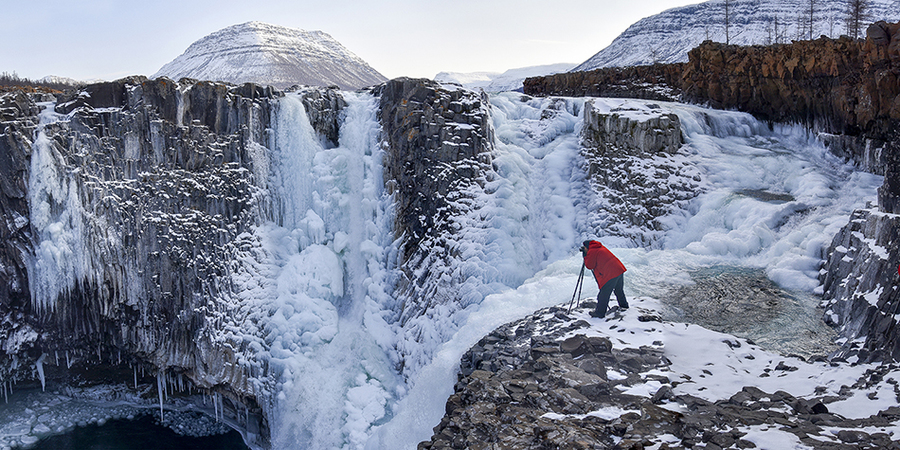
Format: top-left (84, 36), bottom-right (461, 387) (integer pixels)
top-left (2, 0), bottom-right (701, 82)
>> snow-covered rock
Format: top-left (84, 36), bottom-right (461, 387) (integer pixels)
top-left (423, 300), bottom-right (900, 449)
top-left (574, 0), bottom-right (900, 71)
top-left (153, 21), bottom-right (387, 90)
top-left (580, 99), bottom-right (697, 247)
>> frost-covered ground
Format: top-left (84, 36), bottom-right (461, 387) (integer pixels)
top-left (6, 91), bottom-right (886, 450)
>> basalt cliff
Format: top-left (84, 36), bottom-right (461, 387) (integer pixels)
top-left (526, 21), bottom-right (900, 363)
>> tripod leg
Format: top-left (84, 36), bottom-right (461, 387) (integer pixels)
top-left (568, 263), bottom-right (586, 314)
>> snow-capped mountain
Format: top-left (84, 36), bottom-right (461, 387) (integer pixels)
top-left (435, 63), bottom-right (575, 92)
top-left (574, 0), bottom-right (900, 71)
top-left (153, 21), bottom-right (387, 90)
top-left (37, 75), bottom-right (86, 86)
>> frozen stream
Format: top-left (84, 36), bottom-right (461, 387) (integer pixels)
top-left (5, 92), bottom-right (883, 450)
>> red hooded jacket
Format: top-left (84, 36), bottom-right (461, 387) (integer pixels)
top-left (583, 240), bottom-right (626, 288)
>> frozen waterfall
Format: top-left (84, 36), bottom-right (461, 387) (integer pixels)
top-left (15, 89), bottom-right (881, 450)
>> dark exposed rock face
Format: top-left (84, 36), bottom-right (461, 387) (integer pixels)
top-left (0, 91), bottom-right (43, 382)
top-left (8, 76), bottom-right (281, 445)
top-left (421, 305), bottom-right (900, 450)
top-left (374, 78), bottom-right (495, 323)
top-left (821, 208), bottom-right (900, 362)
top-left (681, 37), bottom-right (900, 200)
top-left (526, 30), bottom-right (900, 186)
top-left (523, 64), bottom-right (684, 102)
top-left (296, 86), bottom-right (346, 147)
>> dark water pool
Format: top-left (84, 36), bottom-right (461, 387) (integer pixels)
top-left (660, 265), bottom-right (838, 360)
top-left (30, 413), bottom-right (249, 450)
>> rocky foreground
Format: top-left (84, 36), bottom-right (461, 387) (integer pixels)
top-left (420, 300), bottom-right (900, 449)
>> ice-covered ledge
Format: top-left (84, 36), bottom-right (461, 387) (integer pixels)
top-left (581, 99), bottom-right (682, 157)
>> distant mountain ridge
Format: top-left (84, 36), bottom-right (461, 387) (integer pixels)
top-left (435, 63), bottom-right (575, 92)
top-left (574, 0), bottom-right (900, 71)
top-left (154, 21), bottom-right (387, 90)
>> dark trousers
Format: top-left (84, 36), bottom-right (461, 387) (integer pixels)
top-left (595, 274), bottom-right (627, 317)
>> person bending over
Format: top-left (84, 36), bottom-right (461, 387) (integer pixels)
top-left (581, 240), bottom-right (628, 318)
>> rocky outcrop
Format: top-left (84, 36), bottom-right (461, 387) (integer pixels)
top-left (580, 100), bottom-right (699, 247)
top-left (821, 207), bottom-right (900, 362)
top-left (523, 64), bottom-right (684, 102)
top-left (421, 304), bottom-right (900, 449)
top-left (375, 78), bottom-right (495, 323)
top-left (815, 22), bottom-right (900, 362)
top-left (681, 37), bottom-right (900, 180)
top-left (296, 86), bottom-right (346, 147)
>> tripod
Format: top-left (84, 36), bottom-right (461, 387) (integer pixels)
top-left (567, 262), bottom-right (586, 314)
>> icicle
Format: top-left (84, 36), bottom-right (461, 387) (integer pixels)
top-left (157, 371), bottom-right (165, 421)
top-left (54, 351), bottom-right (58, 366)
top-left (66, 351), bottom-right (71, 369)
top-left (97, 343), bottom-right (101, 362)
top-left (35, 354), bottom-right (46, 392)
top-left (133, 366), bottom-right (137, 390)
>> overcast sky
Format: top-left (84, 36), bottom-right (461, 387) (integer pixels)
top-left (2, 0), bottom-right (701, 82)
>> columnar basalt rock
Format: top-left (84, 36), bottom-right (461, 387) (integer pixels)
top-left (580, 100), bottom-right (699, 247)
top-left (0, 91), bottom-right (42, 385)
top-left (524, 64), bottom-right (684, 101)
top-left (821, 208), bottom-right (900, 362)
top-left (296, 86), bottom-right (346, 147)
top-left (375, 78), bottom-right (495, 320)
top-left (0, 78), bottom-right (318, 446)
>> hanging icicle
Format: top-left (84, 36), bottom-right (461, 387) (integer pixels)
top-left (157, 371), bottom-right (165, 421)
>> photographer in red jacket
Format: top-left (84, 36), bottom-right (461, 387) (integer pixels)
top-left (581, 240), bottom-right (628, 318)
